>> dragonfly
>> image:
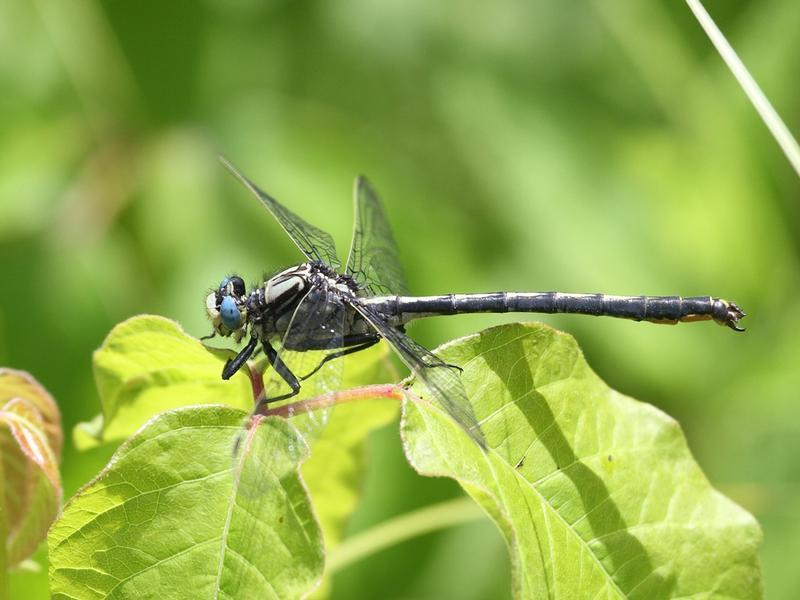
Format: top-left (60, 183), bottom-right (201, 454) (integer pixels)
top-left (205, 157), bottom-right (745, 446)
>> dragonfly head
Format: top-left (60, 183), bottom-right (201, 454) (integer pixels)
top-left (206, 275), bottom-right (248, 337)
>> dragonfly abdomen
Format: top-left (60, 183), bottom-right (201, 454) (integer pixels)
top-left (363, 292), bottom-right (745, 331)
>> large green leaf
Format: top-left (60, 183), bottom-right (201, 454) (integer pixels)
top-left (62, 315), bottom-right (398, 597)
top-left (65, 317), bottom-right (761, 598)
top-left (0, 369), bottom-right (62, 569)
top-left (78, 315), bottom-right (396, 452)
top-left (76, 315), bottom-right (251, 449)
top-left (49, 406), bottom-right (322, 599)
top-left (402, 323), bottom-right (762, 599)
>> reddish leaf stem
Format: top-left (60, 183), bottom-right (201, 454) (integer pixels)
top-left (263, 384), bottom-right (406, 418)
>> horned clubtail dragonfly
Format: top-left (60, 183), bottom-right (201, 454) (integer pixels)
top-left (205, 158), bottom-right (745, 444)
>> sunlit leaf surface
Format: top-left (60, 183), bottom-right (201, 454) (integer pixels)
top-left (402, 323), bottom-right (763, 599)
top-left (60, 315), bottom-right (398, 597)
top-left (49, 406), bottom-right (322, 599)
top-left (303, 396), bottom-right (398, 599)
top-left (79, 315), bottom-right (396, 449)
top-left (77, 315), bottom-right (251, 449)
top-left (51, 317), bottom-right (762, 598)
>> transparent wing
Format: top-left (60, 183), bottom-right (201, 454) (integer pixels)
top-left (345, 176), bottom-right (409, 296)
top-left (261, 283), bottom-right (347, 444)
top-left (344, 296), bottom-right (485, 447)
top-left (221, 156), bottom-right (341, 269)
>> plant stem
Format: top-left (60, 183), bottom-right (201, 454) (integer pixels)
top-left (326, 497), bottom-right (485, 574)
top-left (263, 384), bottom-right (406, 418)
top-left (686, 0), bottom-right (800, 179)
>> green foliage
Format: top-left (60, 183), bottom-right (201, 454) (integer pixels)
top-left (303, 398), bottom-right (398, 552)
top-left (50, 407), bottom-right (322, 599)
top-left (48, 317), bottom-right (760, 598)
top-left (75, 316), bottom-right (251, 449)
top-left (402, 323), bottom-right (763, 599)
top-left (3, 1), bottom-right (797, 595)
top-left (0, 369), bottom-right (62, 593)
top-left (54, 315), bottom-right (397, 597)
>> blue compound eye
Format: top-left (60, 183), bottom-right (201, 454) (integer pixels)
top-left (220, 296), bottom-right (242, 330)
top-left (218, 276), bottom-right (245, 297)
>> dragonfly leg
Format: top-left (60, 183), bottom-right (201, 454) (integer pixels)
top-left (426, 355), bottom-right (463, 374)
top-left (222, 336), bottom-right (258, 379)
top-left (256, 340), bottom-right (301, 408)
top-left (299, 336), bottom-right (380, 380)
top-left (440, 362), bottom-right (464, 374)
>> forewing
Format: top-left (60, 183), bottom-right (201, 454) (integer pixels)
top-left (221, 156), bottom-right (341, 269)
top-left (345, 297), bottom-right (485, 447)
top-left (345, 176), bottom-right (409, 296)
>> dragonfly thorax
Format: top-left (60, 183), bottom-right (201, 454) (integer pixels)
top-left (249, 264), bottom-right (314, 331)
top-left (246, 262), bottom-right (362, 343)
top-left (263, 264), bottom-right (312, 304)
top-left (206, 261), bottom-right (364, 344)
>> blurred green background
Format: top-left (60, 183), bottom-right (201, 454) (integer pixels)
top-left (2, 0), bottom-right (798, 597)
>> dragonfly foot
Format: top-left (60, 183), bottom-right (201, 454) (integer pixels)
top-left (429, 361), bottom-right (463, 374)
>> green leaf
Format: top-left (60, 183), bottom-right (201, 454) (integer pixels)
top-left (402, 323), bottom-right (762, 599)
top-left (303, 398), bottom-right (397, 549)
top-left (0, 369), bottom-right (63, 569)
top-left (77, 315), bottom-right (252, 449)
top-left (302, 344), bottom-right (398, 553)
top-left (78, 315), bottom-right (397, 453)
top-left (49, 406), bottom-right (323, 600)
top-left (80, 316), bottom-right (398, 536)
top-left (303, 396), bottom-right (397, 599)
top-left (65, 315), bottom-right (399, 597)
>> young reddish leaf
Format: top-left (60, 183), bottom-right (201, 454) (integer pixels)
top-left (0, 369), bottom-right (61, 461)
top-left (0, 369), bottom-right (63, 568)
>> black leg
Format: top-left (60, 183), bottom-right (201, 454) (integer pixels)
top-left (426, 356), bottom-right (463, 374)
top-left (441, 362), bottom-right (464, 374)
top-left (299, 338), bottom-right (380, 380)
top-left (222, 336), bottom-right (258, 379)
top-left (256, 340), bottom-right (302, 409)
top-left (200, 331), bottom-right (216, 341)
